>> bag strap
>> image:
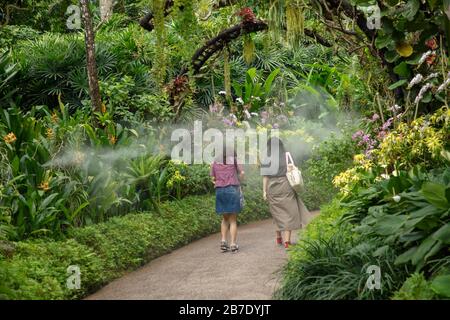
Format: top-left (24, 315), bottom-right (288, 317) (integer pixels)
top-left (234, 156), bottom-right (241, 182)
top-left (285, 152), bottom-right (295, 166)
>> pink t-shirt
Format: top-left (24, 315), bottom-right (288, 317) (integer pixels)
top-left (210, 159), bottom-right (243, 188)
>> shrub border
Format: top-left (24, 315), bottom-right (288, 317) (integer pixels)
top-left (0, 190), bottom-right (269, 300)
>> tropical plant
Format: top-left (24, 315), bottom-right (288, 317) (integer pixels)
top-left (0, 51), bottom-right (18, 105)
top-left (232, 67), bottom-right (280, 118)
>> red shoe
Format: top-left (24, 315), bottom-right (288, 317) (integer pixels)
top-left (276, 237), bottom-right (283, 245)
top-left (284, 241), bottom-right (291, 249)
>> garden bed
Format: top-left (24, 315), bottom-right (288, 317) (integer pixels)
top-left (0, 190), bottom-right (269, 300)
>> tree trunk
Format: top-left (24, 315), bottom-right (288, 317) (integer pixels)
top-left (100, 0), bottom-right (114, 22)
top-left (80, 0), bottom-right (102, 113)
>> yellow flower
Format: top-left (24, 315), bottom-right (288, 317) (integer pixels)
top-left (101, 103), bottom-right (107, 114)
top-left (3, 132), bottom-right (16, 144)
top-left (39, 180), bottom-right (50, 191)
top-left (46, 128), bottom-right (54, 139)
top-left (109, 135), bottom-right (117, 145)
top-left (353, 154), bottom-right (365, 164)
top-left (51, 112), bottom-right (58, 123)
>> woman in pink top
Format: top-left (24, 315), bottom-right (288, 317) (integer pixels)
top-left (210, 147), bottom-right (244, 253)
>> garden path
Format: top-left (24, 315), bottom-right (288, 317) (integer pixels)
top-left (87, 212), bottom-right (318, 300)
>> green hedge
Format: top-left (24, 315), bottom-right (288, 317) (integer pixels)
top-left (276, 199), bottom-right (407, 300)
top-left (0, 189), bottom-right (269, 300)
top-left (299, 134), bottom-right (358, 210)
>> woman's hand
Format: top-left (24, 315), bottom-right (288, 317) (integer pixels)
top-left (262, 176), bottom-right (268, 201)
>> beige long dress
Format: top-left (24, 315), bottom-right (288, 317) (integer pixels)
top-left (267, 176), bottom-right (309, 230)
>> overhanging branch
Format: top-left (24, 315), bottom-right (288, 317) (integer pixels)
top-left (187, 20), bottom-right (268, 74)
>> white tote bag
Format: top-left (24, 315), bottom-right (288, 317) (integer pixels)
top-left (285, 152), bottom-right (304, 190)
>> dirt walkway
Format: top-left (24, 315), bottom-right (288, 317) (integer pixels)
top-left (87, 213), bottom-right (318, 300)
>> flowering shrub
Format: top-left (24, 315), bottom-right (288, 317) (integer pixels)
top-left (374, 106), bottom-right (449, 170)
top-left (334, 107), bottom-right (449, 198)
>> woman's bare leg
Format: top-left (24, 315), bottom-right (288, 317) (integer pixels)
top-left (284, 230), bottom-right (292, 243)
top-left (229, 214), bottom-right (238, 245)
top-left (221, 214), bottom-right (230, 242)
top-left (276, 230), bottom-right (282, 239)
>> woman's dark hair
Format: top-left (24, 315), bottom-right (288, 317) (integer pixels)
top-left (266, 136), bottom-right (286, 155)
top-left (265, 136), bottom-right (287, 175)
top-left (216, 144), bottom-right (237, 164)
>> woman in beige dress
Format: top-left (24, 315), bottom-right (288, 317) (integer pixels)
top-left (261, 137), bottom-right (309, 248)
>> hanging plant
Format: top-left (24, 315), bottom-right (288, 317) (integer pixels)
top-left (268, 0), bottom-right (285, 42)
top-left (174, 0), bottom-right (198, 52)
top-left (223, 46), bottom-right (234, 112)
top-left (223, 47), bottom-right (231, 98)
top-left (152, 0), bottom-right (168, 88)
top-left (243, 34), bottom-right (255, 65)
top-left (286, 0), bottom-right (304, 48)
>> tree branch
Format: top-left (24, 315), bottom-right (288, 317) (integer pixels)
top-left (0, 4), bottom-right (29, 26)
top-left (304, 29), bottom-right (332, 47)
top-left (186, 19), bottom-right (269, 75)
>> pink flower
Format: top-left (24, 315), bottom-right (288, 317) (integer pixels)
top-left (381, 118), bottom-right (393, 131)
top-left (370, 113), bottom-right (380, 122)
top-left (352, 130), bottom-right (364, 140)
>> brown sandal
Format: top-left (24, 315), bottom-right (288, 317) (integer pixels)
top-left (220, 241), bottom-right (229, 252)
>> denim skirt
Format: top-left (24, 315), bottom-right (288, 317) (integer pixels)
top-left (215, 185), bottom-right (241, 214)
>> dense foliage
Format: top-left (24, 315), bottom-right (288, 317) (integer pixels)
top-left (280, 107), bottom-right (450, 300)
top-left (1, 0), bottom-right (449, 300)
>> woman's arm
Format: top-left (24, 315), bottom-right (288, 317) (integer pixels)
top-left (237, 163), bottom-right (245, 182)
top-left (210, 163), bottom-right (216, 185)
top-left (262, 176), bottom-right (268, 201)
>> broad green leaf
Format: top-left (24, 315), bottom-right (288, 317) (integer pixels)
top-left (373, 245), bottom-right (389, 257)
top-left (409, 205), bottom-right (441, 219)
top-left (412, 236), bottom-right (437, 265)
top-left (244, 82), bottom-right (252, 102)
top-left (427, 0), bottom-right (438, 10)
top-left (399, 231), bottom-right (426, 243)
top-left (232, 81), bottom-right (242, 97)
top-left (375, 34), bottom-right (391, 49)
top-left (424, 240), bottom-right (443, 261)
top-left (432, 223), bottom-right (450, 243)
top-left (395, 246), bottom-right (417, 264)
top-left (388, 79), bottom-right (407, 90)
top-left (421, 92), bottom-right (432, 104)
top-left (71, 202), bottom-right (90, 220)
top-left (246, 68), bottom-right (257, 84)
top-left (393, 62), bottom-right (411, 78)
top-left (252, 83), bottom-right (262, 98)
top-left (431, 275), bottom-right (450, 298)
top-left (83, 124), bottom-right (99, 145)
top-left (263, 68), bottom-right (280, 94)
top-left (402, 0), bottom-right (420, 21)
top-left (421, 182), bottom-right (449, 209)
top-left (404, 216), bottom-right (427, 229)
top-left (39, 193), bottom-right (59, 210)
top-left (373, 214), bottom-right (407, 236)
top-left (11, 155), bottom-right (20, 175)
top-left (385, 50), bottom-right (400, 63)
